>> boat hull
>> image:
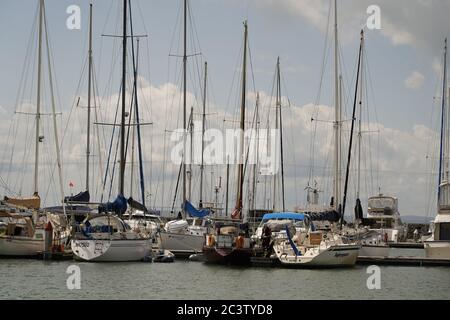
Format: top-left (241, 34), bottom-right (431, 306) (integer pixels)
top-left (0, 236), bottom-right (43, 257)
top-left (159, 231), bottom-right (205, 257)
top-left (275, 244), bottom-right (360, 268)
top-left (71, 239), bottom-right (150, 262)
top-left (202, 246), bottom-right (253, 266)
top-left (424, 241), bottom-right (450, 259)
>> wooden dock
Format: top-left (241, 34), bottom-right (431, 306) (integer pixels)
top-left (357, 256), bottom-right (450, 267)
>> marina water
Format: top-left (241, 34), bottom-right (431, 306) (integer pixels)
top-left (1, 249), bottom-right (449, 300)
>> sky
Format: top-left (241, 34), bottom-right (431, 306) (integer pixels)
top-left (0, 0), bottom-right (449, 221)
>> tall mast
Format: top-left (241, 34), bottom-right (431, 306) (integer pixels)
top-left (333, 0), bottom-right (341, 209)
top-left (34, 0), bottom-right (44, 196)
top-left (443, 39), bottom-right (449, 183)
top-left (278, 58), bottom-right (286, 212)
top-left (86, 3), bottom-right (93, 193)
top-left (251, 93), bottom-right (260, 212)
top-left (119, 0), bottom-right (127, 196)
top-left (342, 30), bottom-right (364, 225)
top-left (357, 31), bottom-right (365, 199)
top-left (438, 38), bottom-right (447, 201)
top-left (129, 3), bottom-right (146, 207)
top-left (43, 4), bottom-right (65, 212)
top-left (225, 156), bottom-right (230, 216)
top-left (272, 60), bottom-right (278, 211)
top-left (182, 0), bottom-right (187, 216)
top-left (199, 62), bottom-right (207, 207)
top-left (235, 21), bottom-right (248, 216)
top-left (188, 106), bottom-right (194, 201)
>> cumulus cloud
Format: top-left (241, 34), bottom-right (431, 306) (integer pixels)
top-left (404, 71), bottom-right (425, 90)
top-left (0, 75), bottom-right (439, 218)
top-left (248, 0), bottom-right (450, 54)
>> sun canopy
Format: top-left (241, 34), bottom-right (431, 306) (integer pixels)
top-left (262, 212), bottom-right (305, 221)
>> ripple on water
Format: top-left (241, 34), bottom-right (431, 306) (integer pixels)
top-left (0, 259), bottom-right (449, 299)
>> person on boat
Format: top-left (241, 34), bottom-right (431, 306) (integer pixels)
top-left (261, 225), bottom-right (272, 253)
top-left (177, 211), bottom-right (182, 220)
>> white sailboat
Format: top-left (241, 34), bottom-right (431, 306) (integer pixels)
top-left (70, 0), bottom-right (151, 262)
top-left (267, 213), bottom-right (360, 267)
top-left (425, 38), bottom-right (450, 259)
top-left (159, 0), bottom-right (212, 257)
top-left (71, 215), bottom-right (150, 262)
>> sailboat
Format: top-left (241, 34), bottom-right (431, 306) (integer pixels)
top-left (158, 0), bottom-right (212, 257)
top-left (259, 52), bottom-right (359, 268)
top-left (0, 0), bottom-right (70, 257)
top-left (70, 0), bottom-right (151, 262)
top-left (424, 38), bottom-right (450, 259)
top-left (202, 21), bottom-right (254, 266)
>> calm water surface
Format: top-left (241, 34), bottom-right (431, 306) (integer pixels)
top-left (0, 249), bottom-right (449, 300)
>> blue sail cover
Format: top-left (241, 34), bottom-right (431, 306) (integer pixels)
top-left (98, 194), bottom-right (128, 215)
top-left (183, 200), bottom-right (211, 218)
top-left (262, 212), bottom-right (305, 221)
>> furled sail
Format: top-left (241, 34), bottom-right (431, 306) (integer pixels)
top-left (98, 194), bottom-right (127, 215)
top-left (127, 197), bottom-right (147, 212)
top-left (183, 200), bottom-right (210, 218)
top-left (64, 190), bottom-right (90, 203)
top-left (304, 210), bottom-right (342, 222)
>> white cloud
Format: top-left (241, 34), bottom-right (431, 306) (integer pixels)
top-left (404, 71), bottom-right (425, 90)
top-left (0, 77), bottom-right (439, 217)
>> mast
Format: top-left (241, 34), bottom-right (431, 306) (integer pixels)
top-left (85, 3), bottom-right (93, 193)
top-left (188, 106), bottom-right (194, 201)
top-left (438, 38), bottom-right (448, 201)
top-left (199, 62), bottom-right (207, 208)
top-left (119, 0), bottom-right (127, 196)
top-left (182, 0), bottom-right (187, 217)
top-left (341, 30), bottom-right (364, 226)
top-left (357, 30), bottom-right (365, 199)
top-left (235, 21), bottom-right (248, 218)
top-left (333, 0), bottom-right (341, 209)
top-left (129, 3), bottom-right (146, 207)
top-left (251, 93), bottom-right (260, 212)
top-left (272, 62), bottom-right (278, 211)
top-left (43, 3), bottom-right (65, 212)
top-left (278, 58), bottom-right (286, 212)
top-left (34, 0), bottom-right (44, 196)
top-left (225, 156), bottom-right (230, 216)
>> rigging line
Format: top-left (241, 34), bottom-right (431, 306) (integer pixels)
top-left (4, 7), bottom-right (39, 187)
top-left (308, 0), bottom-right (332, 185)
top-left (101, 82), bottom-right (122, 202)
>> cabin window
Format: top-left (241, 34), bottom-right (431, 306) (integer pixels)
top-left (439, 223), bottom-right (450, 241)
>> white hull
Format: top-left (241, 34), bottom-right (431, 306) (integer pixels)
top-left (424, 241), bottom-right (450, 259)
top-left (71, 239), bottom-right (151, 262)
top-left (0, 236), bottom-right (44, 256)
top-left (359, 245), bottom-right (390, 257)
top-left (158, 231), bottom-right (204, 256)
top-left (274, 244), bottom-right (360, 267)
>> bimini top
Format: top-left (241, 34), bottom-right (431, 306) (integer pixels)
top-left (262, 212), bottom-right (305, 221)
